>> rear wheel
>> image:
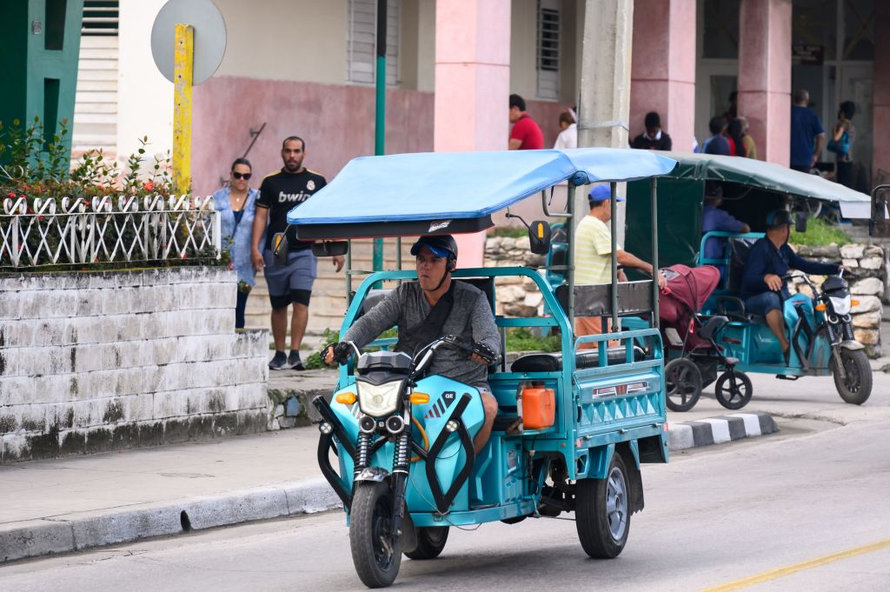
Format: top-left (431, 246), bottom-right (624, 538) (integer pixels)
top-left (715, 371), bottom-right (753, 410)
top-left (664, 359), bottom-right (703, 412)
top-left (831, 349), bottom-right (872, 405)
top-left (404, 526), bottom-right (449, 560)
top-left (575, 453), bottom-right (630, 558)
top-left (350, 482), bottom-right (401, 588)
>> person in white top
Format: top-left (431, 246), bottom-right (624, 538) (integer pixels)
top-left (553, 109), bottom-right (578, 150)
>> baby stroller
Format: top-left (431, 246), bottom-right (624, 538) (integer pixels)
top-left (660, 264), bottom-right (753, 412)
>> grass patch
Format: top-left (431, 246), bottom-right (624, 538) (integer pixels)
top-left (491, 227), bottom-right (528, 238)
top-left (790, 217), bottom-right (850, 247)
top-left (505, 327), bottom-right (561, 352)
top-left (303, 328), bottom-right (340, 369)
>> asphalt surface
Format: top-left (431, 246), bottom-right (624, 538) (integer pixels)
top-left (3, 395), bottom-right (889, 592)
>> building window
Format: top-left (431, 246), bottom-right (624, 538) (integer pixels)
top-left (348, 0), bottom-right (400, 86)
top-left (81, 0), bottom-right (119, 37)
top-left (536, 0), bottom-right (560, 101)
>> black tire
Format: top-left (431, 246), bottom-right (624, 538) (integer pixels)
top-left (715, 371), bottom-right (753, 410)
top-left (575, 453), bottom-right (631, 558)
top-left (404, 526), bottom-right (449, 560)
top-left (664, 358), bottom-right (703, 412)
top-left (350, 482), bottom-right (401, 588)
top-left (831, 349), bottom-right (873, 405)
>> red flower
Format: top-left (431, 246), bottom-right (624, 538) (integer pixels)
top-left (144, 180), bottom-right (155, 191)
top-left (6, 192), bottom-right (15, 198)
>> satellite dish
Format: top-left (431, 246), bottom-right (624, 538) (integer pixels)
top-left (151, 0), bottom-right (227, 85)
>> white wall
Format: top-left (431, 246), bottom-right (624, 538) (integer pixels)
top-left (212, 0), bottom-right (348, 84)
top-left (117, 0), bottom-right (173, 167)
top-left (0, 268), bottom-right (269, 462)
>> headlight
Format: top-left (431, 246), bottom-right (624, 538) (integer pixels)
top-left (829, 296), bottom-right (851, 316)
top-left (356, 379), bottom-right (405, 417)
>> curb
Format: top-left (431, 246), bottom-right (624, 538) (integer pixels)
top-left (0, 478), bottom-right (341, 564)
top-left (668, 412), bottom-right (778, 451)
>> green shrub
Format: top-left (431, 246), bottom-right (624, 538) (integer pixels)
top-left (491, 227), bottom-right (527, 238)
top-left (790, 217), bottom-right (850, 247)
top-left (506, 327), bottom-right (561, 352)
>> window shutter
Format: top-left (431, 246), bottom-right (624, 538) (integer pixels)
top-left (73, 1), bottom-right (119, 156)
top-left (536, 0), bottom-right (560, 101)
top-left (348, 0), bottom-right (399, 86)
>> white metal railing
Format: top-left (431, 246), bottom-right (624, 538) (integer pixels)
top-left (0, 195), bottom-right (221, 269)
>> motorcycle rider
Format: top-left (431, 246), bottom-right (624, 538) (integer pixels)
top-left (741, 210), bottom-right (841, 362)
top-left (324, 235), bottom-right (500, 453)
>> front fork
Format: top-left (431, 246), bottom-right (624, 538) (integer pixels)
top-left (825, 320), bottom-right (852, 380)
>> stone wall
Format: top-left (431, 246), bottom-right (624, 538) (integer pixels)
top-left (485, 237), bottom-right (887, 357)
top-left (484, 236), bottom-right (547, 317)
top-left (0, 267), bottom-right (269, 462)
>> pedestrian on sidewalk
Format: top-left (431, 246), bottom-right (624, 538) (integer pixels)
top-left (790, 89), bottom-right (826, 173)
top-left (251, 136), bottom-right (345, 370)
top-left (702, 117), bottom-right (730, 155)
top-left (737, 116), bottom-right (758, 160)
top-left (553, 109), bottom-right (577, 150)
top-left (830, 100), bottom-right (856, 188)
top-left (726, 118), bottom-right (747, 157)
top-left (630, 111), bottom-right (672, 151)
top-left (508, 93), bottom-right (544, 150)
top-left (213, 158), bottom-right (260, 330)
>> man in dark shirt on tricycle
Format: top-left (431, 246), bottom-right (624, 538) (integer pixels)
top-left (741, 210), bottom-right (841, 361)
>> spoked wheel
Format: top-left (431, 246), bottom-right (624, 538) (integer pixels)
top-left (831, 349), bottom-right (873, 405)
top-left (664, 358), bottom-right (703, 412)
top-left (350, 482), bottom-right (401, 588)
top-left (715, 371), bottom-right (753, 410)
top-left (404, 526), bottom-right (449, 560)
top-left (575, 453), bottom-right (631, 558)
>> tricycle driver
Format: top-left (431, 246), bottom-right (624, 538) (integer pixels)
top-left (323, 235), bottom-right (501, 453)
top-left (741, 209), bottom-right (841, 362)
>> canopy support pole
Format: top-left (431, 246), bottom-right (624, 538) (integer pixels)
top-left (610, 182), bottom-right (619, 329)
top-left (372, 0), bottom-right (387, 277)
top-left (567, 183), bottom-right (577, 328)
top-left (650, 177), bottom-right (659, 328)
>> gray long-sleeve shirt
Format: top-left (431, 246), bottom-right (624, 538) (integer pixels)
top-left (342, 281), bottom-right (500, 388)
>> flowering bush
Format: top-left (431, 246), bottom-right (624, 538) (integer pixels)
top-left (0, 117), bottom-right (223, 271)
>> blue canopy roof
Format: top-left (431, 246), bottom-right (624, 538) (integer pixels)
top-left (287, 148), bottom-right (677, 228)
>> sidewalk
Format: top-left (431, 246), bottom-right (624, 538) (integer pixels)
top-left (0, 428), bottom-right (338, 563)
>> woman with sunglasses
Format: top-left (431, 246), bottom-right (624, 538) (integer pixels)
top-left (213, 158), bottom-right (261, 329)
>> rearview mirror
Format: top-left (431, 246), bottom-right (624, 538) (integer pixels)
top-left (272, 232), bottom-right (289, 266)
top-left (311, 241), bottom-right (349, 257)
top-left (795, 210), bottom-right (808, 233)
top-left (528, 220), bottom-right (552, 255)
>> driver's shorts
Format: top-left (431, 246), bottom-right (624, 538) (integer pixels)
top-left (744, 291), bottom-right (783, 316)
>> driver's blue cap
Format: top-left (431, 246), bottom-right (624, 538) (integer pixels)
top-left (588, 185), bottom-right (624, 203)
top-left (411, 243), bottom-right (450, 258)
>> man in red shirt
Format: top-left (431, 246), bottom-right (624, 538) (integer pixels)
top-left (508, 94), bottom-right (544, 150)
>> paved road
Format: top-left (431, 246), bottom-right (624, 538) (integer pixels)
top-left (4, 403), bottom-right (890, 592)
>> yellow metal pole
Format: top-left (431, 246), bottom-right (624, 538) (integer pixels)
top-left (173, 24), bottom-right (194, 195)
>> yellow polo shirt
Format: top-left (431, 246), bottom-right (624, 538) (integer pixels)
top-left (574, 215), bottom-right (619, 284)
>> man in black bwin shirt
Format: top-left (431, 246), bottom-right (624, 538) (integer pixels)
top-left (251, 136), bottom-right (345, 370)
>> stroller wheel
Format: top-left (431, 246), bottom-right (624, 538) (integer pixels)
top-left (664, 359), bottom-right (703, 412)
top-left (715, 371), bottom-right (753, 410)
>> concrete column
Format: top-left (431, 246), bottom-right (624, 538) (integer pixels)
top-left (577, 0), bottom-right (633, 239)
top-left (629, 0), bottom-right (696, 154)
top-left (874, 3), bottom-right (890, 184)
top-left (737, 0), bottom-right (792, 166)
top-left (434, 0), bottom-right (511, 266)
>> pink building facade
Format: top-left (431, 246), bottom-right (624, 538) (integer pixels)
top-left (185, 0), bottom-right (886, 199)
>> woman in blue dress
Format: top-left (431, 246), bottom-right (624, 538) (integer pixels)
top-left (213, 158), bottom-right (260, 329)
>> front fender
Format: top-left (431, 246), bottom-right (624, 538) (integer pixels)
top-left (355, 467), bottom-right (391, 483)
top-left (840, 340), bottom-right (865, 351)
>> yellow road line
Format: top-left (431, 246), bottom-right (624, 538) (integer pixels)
top-left (700, 538), bottom-right (890, 592)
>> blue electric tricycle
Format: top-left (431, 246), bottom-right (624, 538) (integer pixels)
top-left (283, 149), bottom-right (677, 588)
top-left (619, 153), bottom-right (875, 410)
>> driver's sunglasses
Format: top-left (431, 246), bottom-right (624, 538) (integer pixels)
top-left (232, 172), bottom-right (252, 180)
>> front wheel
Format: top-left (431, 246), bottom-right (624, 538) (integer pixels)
top-left (575, 453), bottom-right (631, 558)
top-left (831, 349), bottom-right (872, 405)
top-left (350, 482), bottom-right (401, 588)
top-left (404, 526), bottom-right (449, 560)
top-left (715, 371), bottom-right (753, 410)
